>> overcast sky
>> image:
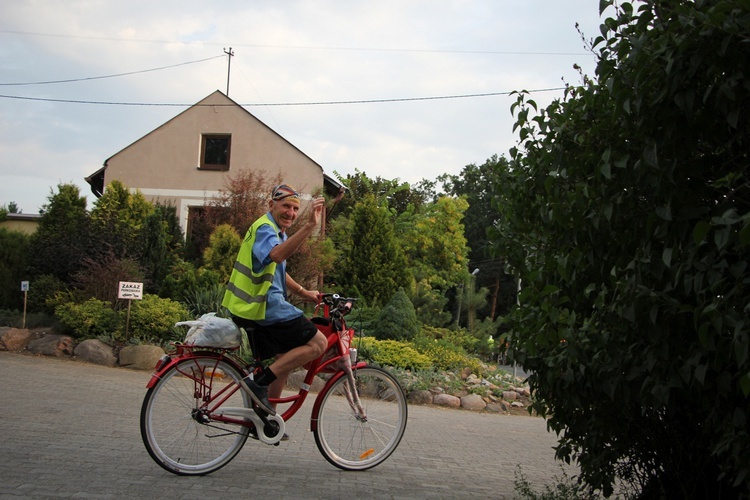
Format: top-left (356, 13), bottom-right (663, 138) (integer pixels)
top-left (1, 1), bottom-right (605, 214)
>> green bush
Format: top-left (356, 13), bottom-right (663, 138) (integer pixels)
top-left (356, 337), bottom-right (432, 370)
top-left (0, 309), bottom-right (21, 327)
top-left (0, 228), bottom-right (30, 310)
top-left (159, 259), bottom-right (221, 302)
top-left (493, 2), bottom-right (750, 495)
top-left (182, 283), bottom-right (227, 317)
top-left (128, 294), bottom-right (190, 343)
top-left (418, 325), bottom-right (478, 353)
top-left (412, 334), bottom-right (482, 373)
top-left (371, 288), bottom-right (420, 341)
top-left (55, 298), bottom-right (123, 339)
top-left (26, 274), bottom-right (68, 315)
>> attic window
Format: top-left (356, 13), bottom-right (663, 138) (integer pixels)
top-left (200, 134), bottom-right (231, 171)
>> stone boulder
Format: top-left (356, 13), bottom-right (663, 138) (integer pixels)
top-left (433, 393), bottom-right (461, 409)
top-left (119, 344), bottom-right (165, 370)
top-left (0, 328), bottom-right (33, 351)
top-left (407, 389), bottom-right (434, 405)
top-left (74, 339), bottom-right (117, 367)
top-left (460, 393), bottom-right (487, 411)
top-left (485, 402), bottom-right (506, 413)
top-left (27, 334), bottom-right (75, 357)
top-left (502, 390), bottom-right (519, 401)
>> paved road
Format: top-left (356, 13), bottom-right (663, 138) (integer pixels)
top-left (0, 351), bottom-right (574, 499)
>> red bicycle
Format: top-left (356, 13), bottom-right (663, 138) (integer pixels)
top-left (140, 293), bottom-right (408, 475)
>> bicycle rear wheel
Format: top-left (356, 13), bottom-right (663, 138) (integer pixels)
top-left (140, 356), bottom-right (251, 475)
top-left (314, 365), bottom-right (407, 470)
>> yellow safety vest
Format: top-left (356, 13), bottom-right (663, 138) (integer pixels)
top-left (222, 214), bottom-right (279, 320)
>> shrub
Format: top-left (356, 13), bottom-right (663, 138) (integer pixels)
top-left (0, 228), bottom-right (30, 310)
top-left (55, 298), bottom-right (124, 339)
top-left (128, 294), bottom-right (191, 343)
top-left (355, 336), bottom-right (432, 370)
top-left (182, 283), bottom-right (227, 317)
top-left (159, 259), bottom-right (222, 302)
top-left (202, 224), bottom-right (241, 284)
top-left (73, 253), bottom-right (145, 308)
top-left (494, 2), bottom-right (750, 495)
top-left (418, 325), bottom-right (478, 353)
top-left (26, 274), bottom-right (68, 315)
top-left (412, 334), bottom-right (482, 373)
top-left (0, 309), bottom-right (21, 327)
top-left (371, 288), bottom-right (420, 341)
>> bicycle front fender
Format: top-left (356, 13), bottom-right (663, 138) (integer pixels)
top-left (309, 361), bottom-right (367, 431)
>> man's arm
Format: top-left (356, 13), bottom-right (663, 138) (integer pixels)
top-left (269, 197), bottom-right (325, 263)
top-left (286, 273), bottom-right (319, 303)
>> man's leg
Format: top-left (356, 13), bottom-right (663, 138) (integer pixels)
top-left (244, 316), bottom-right (327, 415)
top-left (268, 330), bottom-right (327, 378)
top-left (268, 372), bottom-right (288, 405)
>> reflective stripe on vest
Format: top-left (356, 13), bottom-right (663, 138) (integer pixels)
top-left (221, 214), bottom-right (279, 320)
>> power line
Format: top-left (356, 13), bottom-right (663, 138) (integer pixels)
top-left (0, 55), bottom-right (225, 86)
top-left (0, 87), bottom-right (566, 107)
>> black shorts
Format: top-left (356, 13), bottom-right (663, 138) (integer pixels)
top-left (233, 314), bottom-right (318, 361)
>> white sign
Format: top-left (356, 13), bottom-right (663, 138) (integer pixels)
top-left (21, 281), bottom-right (29, 292)
top-left (118, 281), bottom-right (143, 300)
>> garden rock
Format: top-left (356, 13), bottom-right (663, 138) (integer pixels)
top-left (74, 339), bottom-right (117, 367)
top-left (433, 393), bottom-right (461, 408)
top-left (502, 390), bottom-right (519, 401)
top-left (460, 393), bottom-right (487, 411)
top-left (407, 389), bottom-right (433, 405)
top-left (119, 344), bottom-right (165, 370)
top-left (27, 334), bottom-right (75, 357)
top-left (485, 402), bottom-right (506, 413)
top-left (0, 328), bottom-right (33, 351)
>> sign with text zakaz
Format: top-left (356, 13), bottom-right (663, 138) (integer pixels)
top-left (118, 281), bottom-right (143, 300)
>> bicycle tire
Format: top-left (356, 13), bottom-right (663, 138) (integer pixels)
top-left (313, 365), bottom-right (407, 470)
top-left (140, 356), bottom-right (251, 475)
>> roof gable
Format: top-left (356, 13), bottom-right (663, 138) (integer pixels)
top-left (103, 90), bottom-right (323, 173)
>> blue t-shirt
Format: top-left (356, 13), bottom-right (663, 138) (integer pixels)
top-left (251, 212), bottom-right (304, 325)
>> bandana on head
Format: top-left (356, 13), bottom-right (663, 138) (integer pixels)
top-left (271, 184), bottom-right (300, 203)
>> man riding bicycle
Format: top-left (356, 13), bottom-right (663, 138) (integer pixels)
top-left (222, 184), bottom-right (327, 416)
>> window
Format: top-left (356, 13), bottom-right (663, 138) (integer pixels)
top-left (200, 134), bottom-right (231, 170)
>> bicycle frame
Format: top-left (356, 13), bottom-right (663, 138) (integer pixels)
top-left (144, 298), bottom-right (367, 436)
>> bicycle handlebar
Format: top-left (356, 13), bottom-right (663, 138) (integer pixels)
top-left (317, 293), bottom-right (358, 317)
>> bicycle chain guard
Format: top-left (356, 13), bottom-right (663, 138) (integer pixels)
top-left (213, 407), bottom-right (286, 445)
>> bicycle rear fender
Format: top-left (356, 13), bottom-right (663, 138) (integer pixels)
top-left (309, 361), bottom-right (367, 431)
top-left (145, 351), bottom-right (225, 389)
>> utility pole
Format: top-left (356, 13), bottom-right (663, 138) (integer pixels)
top-left (223, 47), bottom-right (234, 96)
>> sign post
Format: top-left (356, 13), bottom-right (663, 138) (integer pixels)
top-left (118, 281), bottom-right (143, 340)
top-left (21, 281), bottom-right (29, 329)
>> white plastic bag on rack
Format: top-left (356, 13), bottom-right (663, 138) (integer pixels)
top-left (175, 313), bottom-right (241, 348)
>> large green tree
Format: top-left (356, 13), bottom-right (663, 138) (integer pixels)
top-left (140, 203), bottom-right (183, 294)
top-left (491, 1), bottom-right (750, 497)
top-left (29, 184), bottom-right (92, 283)
top-left (397, 196), bottom-right (470, 290)
top-left (331, 169), bottom-right (429, 218)
top-left (329, 194), bottom-right (412, 305)
top-left (439, 158), bottom-right (517, 321)
top-left (397, 196), bottom-right (471, 327)
top-left (90, 180), bottom-right (153, 259)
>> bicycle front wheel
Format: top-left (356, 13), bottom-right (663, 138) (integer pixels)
top-left (314, 365), bottom-right (407, 470)
top-left (140, 356), bottom-right (251, 475)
